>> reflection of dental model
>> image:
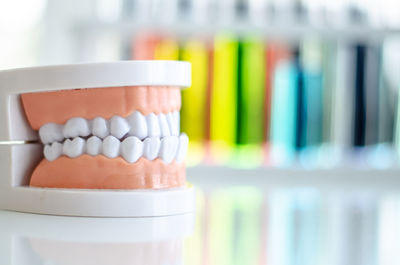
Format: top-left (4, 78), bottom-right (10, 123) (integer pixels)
top-left (0, 61), bottom-right (195, 216)
top-left (0, 210), bottom-right (194, 265)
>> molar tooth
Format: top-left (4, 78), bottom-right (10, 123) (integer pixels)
top-left (110, 116), bottom-right (130, 139)
top-left (63, 117), bottom-right (90, 139)
top-left (127, 111), bottom-right (147, 140)
top-left (39, 123), bottom-right (64, 144)
top-left (176, 133), bottom-right (189, 162)
top-left (63, 137), bottom-right (85, 158)
top-left (92, 117), bottom-right (109, 139)
top-left (143, 137), bottom-right (160, 160)
top-left (102, 135), bottom-right (120, 158)
top-left (44, 142), bottom-right (63, 161)
top-left (86, 136), bottom-right (102, 156)
top-left (159, 113), bottom-right (171, 137)
top-left (121, 136), bottom-right (143, 163)
top-left (146, 113), bottom-right (160, 137)
top-left (166, 112), bottom-right (178, 136)
top-left (159, 136), bottom-right (179, 163)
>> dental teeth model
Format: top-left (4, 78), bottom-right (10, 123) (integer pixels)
top-left (20, 70), bottom-right (190, 190)
top-left (0, 61), bottom-right (194, 216)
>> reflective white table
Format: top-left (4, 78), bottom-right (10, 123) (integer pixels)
top-left (2, 183), bottom-right (400, 265)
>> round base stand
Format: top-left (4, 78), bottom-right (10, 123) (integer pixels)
top-left (0, 185), bottom-right (195, 217)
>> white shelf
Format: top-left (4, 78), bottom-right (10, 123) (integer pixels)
top-left (74, 21), bottom-right (400, 41)
top-left (187, 165), bottom-right (400, 192)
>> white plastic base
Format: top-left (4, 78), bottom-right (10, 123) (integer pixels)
top-left (0, 210), bottom-right (195, 242)
top-left (0, 185), bottom-right (195, 217)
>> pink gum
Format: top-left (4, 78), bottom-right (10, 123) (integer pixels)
top-left (21, 86), bottom-right (181, 130)
top-left (29, 156), bottom-right (186, 190)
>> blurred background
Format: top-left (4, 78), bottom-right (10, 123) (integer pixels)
top-left (1, 0), bottom-right (400, 168)
top-left (1, 0), bottom-right (400, 264)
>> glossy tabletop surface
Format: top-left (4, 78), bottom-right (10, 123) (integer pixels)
top-left (1, 183), bottom-right (400, 265)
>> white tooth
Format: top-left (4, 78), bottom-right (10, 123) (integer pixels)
top-left (102, 135), bottom-right (120, 158)
top-left (39, 123), bottom-right (64, 144)
top-left (110, 116), bottom-right (130, 139)
top-left (127, 111), bottom-right (147, 140)
top-left (158, 113), bottom-right (171, 137)
top-left (146, 113), bottom-right (160, 137)
top-left (121, 136), bottom-right (143, 163)
top-left (44, 142), bottom-right (63, 161)
top-left (176, 133), bottom-right (189, 162)
top-left (166, 112), bottom-right (178, 136)
top-left (159, 136), bottom-right (179, 163)
top-left (92, 117), bottom-right (109, 139)
top-left (174, 111), bottom-right (180, 133)
top-left (63, 117), bottom-right (90, 139)
top-left (143, 137), bottom-right (160, 160)
top-left (86, 136), bottom-right (102, 156)
top-left (62, 137), bottom-right (85, 158)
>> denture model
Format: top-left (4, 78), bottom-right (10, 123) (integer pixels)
top-left (0, 61), bottom-right (195, 217)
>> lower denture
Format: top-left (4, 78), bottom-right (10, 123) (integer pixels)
top-left (30, 156), bottom-right (185, 190)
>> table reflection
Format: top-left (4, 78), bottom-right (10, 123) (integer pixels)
top-left (185, 188), bottom-right (400, 265)
top-left (0, 211), bottom-right (194, 265)
top-left (1, 186), bottom-right (400, 265)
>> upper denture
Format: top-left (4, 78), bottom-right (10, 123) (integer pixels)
top-left (21, 86), bottom-right (181, 130)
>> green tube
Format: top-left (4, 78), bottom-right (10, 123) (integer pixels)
top-left (235, 36), bottom-right (265, 167)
